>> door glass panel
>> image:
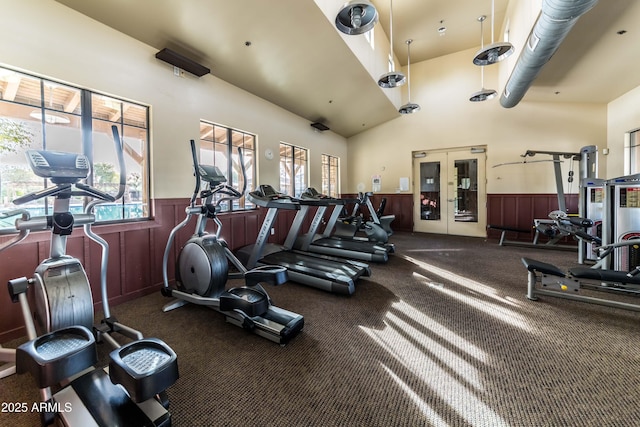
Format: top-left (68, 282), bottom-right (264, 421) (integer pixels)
top-left (419, 161), bottom-right (440, 221)
top-left (454, 159), bottom-right (477, 222)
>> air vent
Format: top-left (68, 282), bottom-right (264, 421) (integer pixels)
top-left (75, 156), bottom-right (90, 171)
top-left (28, 151), bottom-right (49, 168)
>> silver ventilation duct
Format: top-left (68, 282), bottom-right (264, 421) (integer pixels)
top-left (500, 0), bottom-right (599, 108)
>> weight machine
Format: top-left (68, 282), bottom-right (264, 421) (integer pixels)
top-left (523, 172), bottom-right (640, 312)
top-left (489, 145), bottom-right (598, 252)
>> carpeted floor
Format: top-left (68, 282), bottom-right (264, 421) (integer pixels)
top-left (1, 231), bottom-right (639, 426)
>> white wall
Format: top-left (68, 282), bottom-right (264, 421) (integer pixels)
top-left (3, 0), bottom-right (627, 203)
top-left (346, 47), bottom-right (607, 195)
top-left (0, 0), bottom-right (349, 198)
top-left (607, 85), bottom-right (640, 178)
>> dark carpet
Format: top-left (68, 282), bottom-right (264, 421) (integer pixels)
top-left (1, 231), bottom-right (639, 426)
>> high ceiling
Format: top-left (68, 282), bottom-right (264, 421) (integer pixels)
top-left (55, 0), bottom-right (640, 138)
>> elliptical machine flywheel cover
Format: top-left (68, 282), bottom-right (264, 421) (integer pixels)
top-left (176, 238), bottom-right (229, 297)
top-left (32, 258), bottom-right (95, 335)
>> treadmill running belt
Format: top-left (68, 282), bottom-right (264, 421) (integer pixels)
top-left (262, 251), bottom-right (368, 281)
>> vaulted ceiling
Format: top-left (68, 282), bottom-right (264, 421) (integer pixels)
top-left (55, 0), bottom-right (640, 137)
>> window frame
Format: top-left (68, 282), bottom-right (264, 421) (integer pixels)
top-left (625, 128), bottom-right (640, 175)
top-left (198, 121), bottom-right (256, 212)
top-left (0, 65), bottom-right (151, 223)
top-left (321, 153), bottom-right (340, 197)
top-left (279, 142), bottom-right (308, 198)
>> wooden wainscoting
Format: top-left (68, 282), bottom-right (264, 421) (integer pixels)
top-left (0, 192), bottom-right (575, 340)
top-left (0, 199), bottom-right (276, 342)
top-left (486, 193), bottom-right (580, 242)
top-left (339, 193), bottom-right (413, 232)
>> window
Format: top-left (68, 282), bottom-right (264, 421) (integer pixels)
top-left (0, 66), bottom-right (150, 223)
top-left (365, 26), bottom-right (375, 50)
top-left (279, 143), bottom-right (307, 198)
top-left (321, 154), bottom-right (340, 197)
top-left (199, 121), bottom-right (256, 211)
top-left (625, 128), bottom-right (640, 175)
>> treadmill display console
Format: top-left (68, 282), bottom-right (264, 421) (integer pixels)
top-left (259, 185), bottom-right (278, 198)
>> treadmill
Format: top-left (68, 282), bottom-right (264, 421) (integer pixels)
top-left (292, 188), bottom-right (392, 263)
top-left (236, 185), bottom-right (371, 295)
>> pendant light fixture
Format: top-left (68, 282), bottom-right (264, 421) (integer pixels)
top-left (378, 0), bottom-right (406, 88)
top-left (399, 39), bottom-right (420, 114)
top-left (473, 0), bottom-right (514, 66)
top-left (470, 16), bottom-right (497, 102)
top-left (335, 1), bottom-right (379, 35)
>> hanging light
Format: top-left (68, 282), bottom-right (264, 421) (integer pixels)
top-left (473, 0), bottom-right (514, 65)
top-left (399, 39), bottom-right (420, 114)
top-left (335, 1), bottom-right (379, 35)
top-left (378, 0), bottom-right (406, 88)
top-left (470, 16), bottom-right (497, 102)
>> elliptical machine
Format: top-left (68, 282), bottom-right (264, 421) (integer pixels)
top-left (161, 140), bottom-right (303, 345)
top-left (0, 126), bottom-right (179, 426)
top-left (332, 192), bottom-right (393, 244)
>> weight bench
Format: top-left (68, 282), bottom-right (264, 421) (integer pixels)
top-left (487, 225), bottom-right (532, 246)
top-left (521, 257), bottom-right (640, 312)
top-left (488, 222), bottom-right (578, 251)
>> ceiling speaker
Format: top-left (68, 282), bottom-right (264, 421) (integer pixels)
top-left (155, 48), bottom-right (210, 77)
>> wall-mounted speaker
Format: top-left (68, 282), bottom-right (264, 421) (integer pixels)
top-left (155, 48), bottom-right (210, 77)
top-left (311, 122), bottom-right (330, 132)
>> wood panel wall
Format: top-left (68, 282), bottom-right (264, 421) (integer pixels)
top-left (0, 192), bottom-right (571, 341)
top-left (486, 193), bottom-right (580, 242)
top-left (340, 193), bottom-right (413, 232)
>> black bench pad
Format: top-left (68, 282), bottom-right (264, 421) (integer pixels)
top-left (568, 267), bottom-right (640, 285)
top-left (521, 258), bottom-right (566, 277)
top-left (489, 224), bottom-right (531, 234)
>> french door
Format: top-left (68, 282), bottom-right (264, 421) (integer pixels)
top-left (413, 147), bottom-right (487, 237)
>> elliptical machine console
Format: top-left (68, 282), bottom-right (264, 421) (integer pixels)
top-left (1, 126), bottom-right (179, 426)
top-left (161, 140), bottom-right (303, 344)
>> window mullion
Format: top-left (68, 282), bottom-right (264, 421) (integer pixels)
top-left (81, 90), bottom-right (93, 184)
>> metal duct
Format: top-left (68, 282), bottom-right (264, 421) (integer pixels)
top-left (500, 0), bottom-right (599, 108)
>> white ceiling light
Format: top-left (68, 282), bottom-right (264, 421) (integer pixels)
top-left (378, 0), bottom-right (406, 89)
top-left (335, 1), bottom-right (378, 35)
top-left (470, 16), bottom-right (497, 102)
top-left (473, 0), bottom-right (514, 66)
top-left (399, 39), bottom-right (420, 114)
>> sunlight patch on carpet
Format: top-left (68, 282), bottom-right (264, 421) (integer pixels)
top-left (361, 300), bottom-right (509, 427)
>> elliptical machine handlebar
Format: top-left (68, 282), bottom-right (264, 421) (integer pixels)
top-left (83, 125), bottom-right (128, 321)
top-left (188, 139), bottom-right (202, 208)
top-left (0, 210), bottom-right (31, 253)
top-left (84, 125), bottom-right (126, 214)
